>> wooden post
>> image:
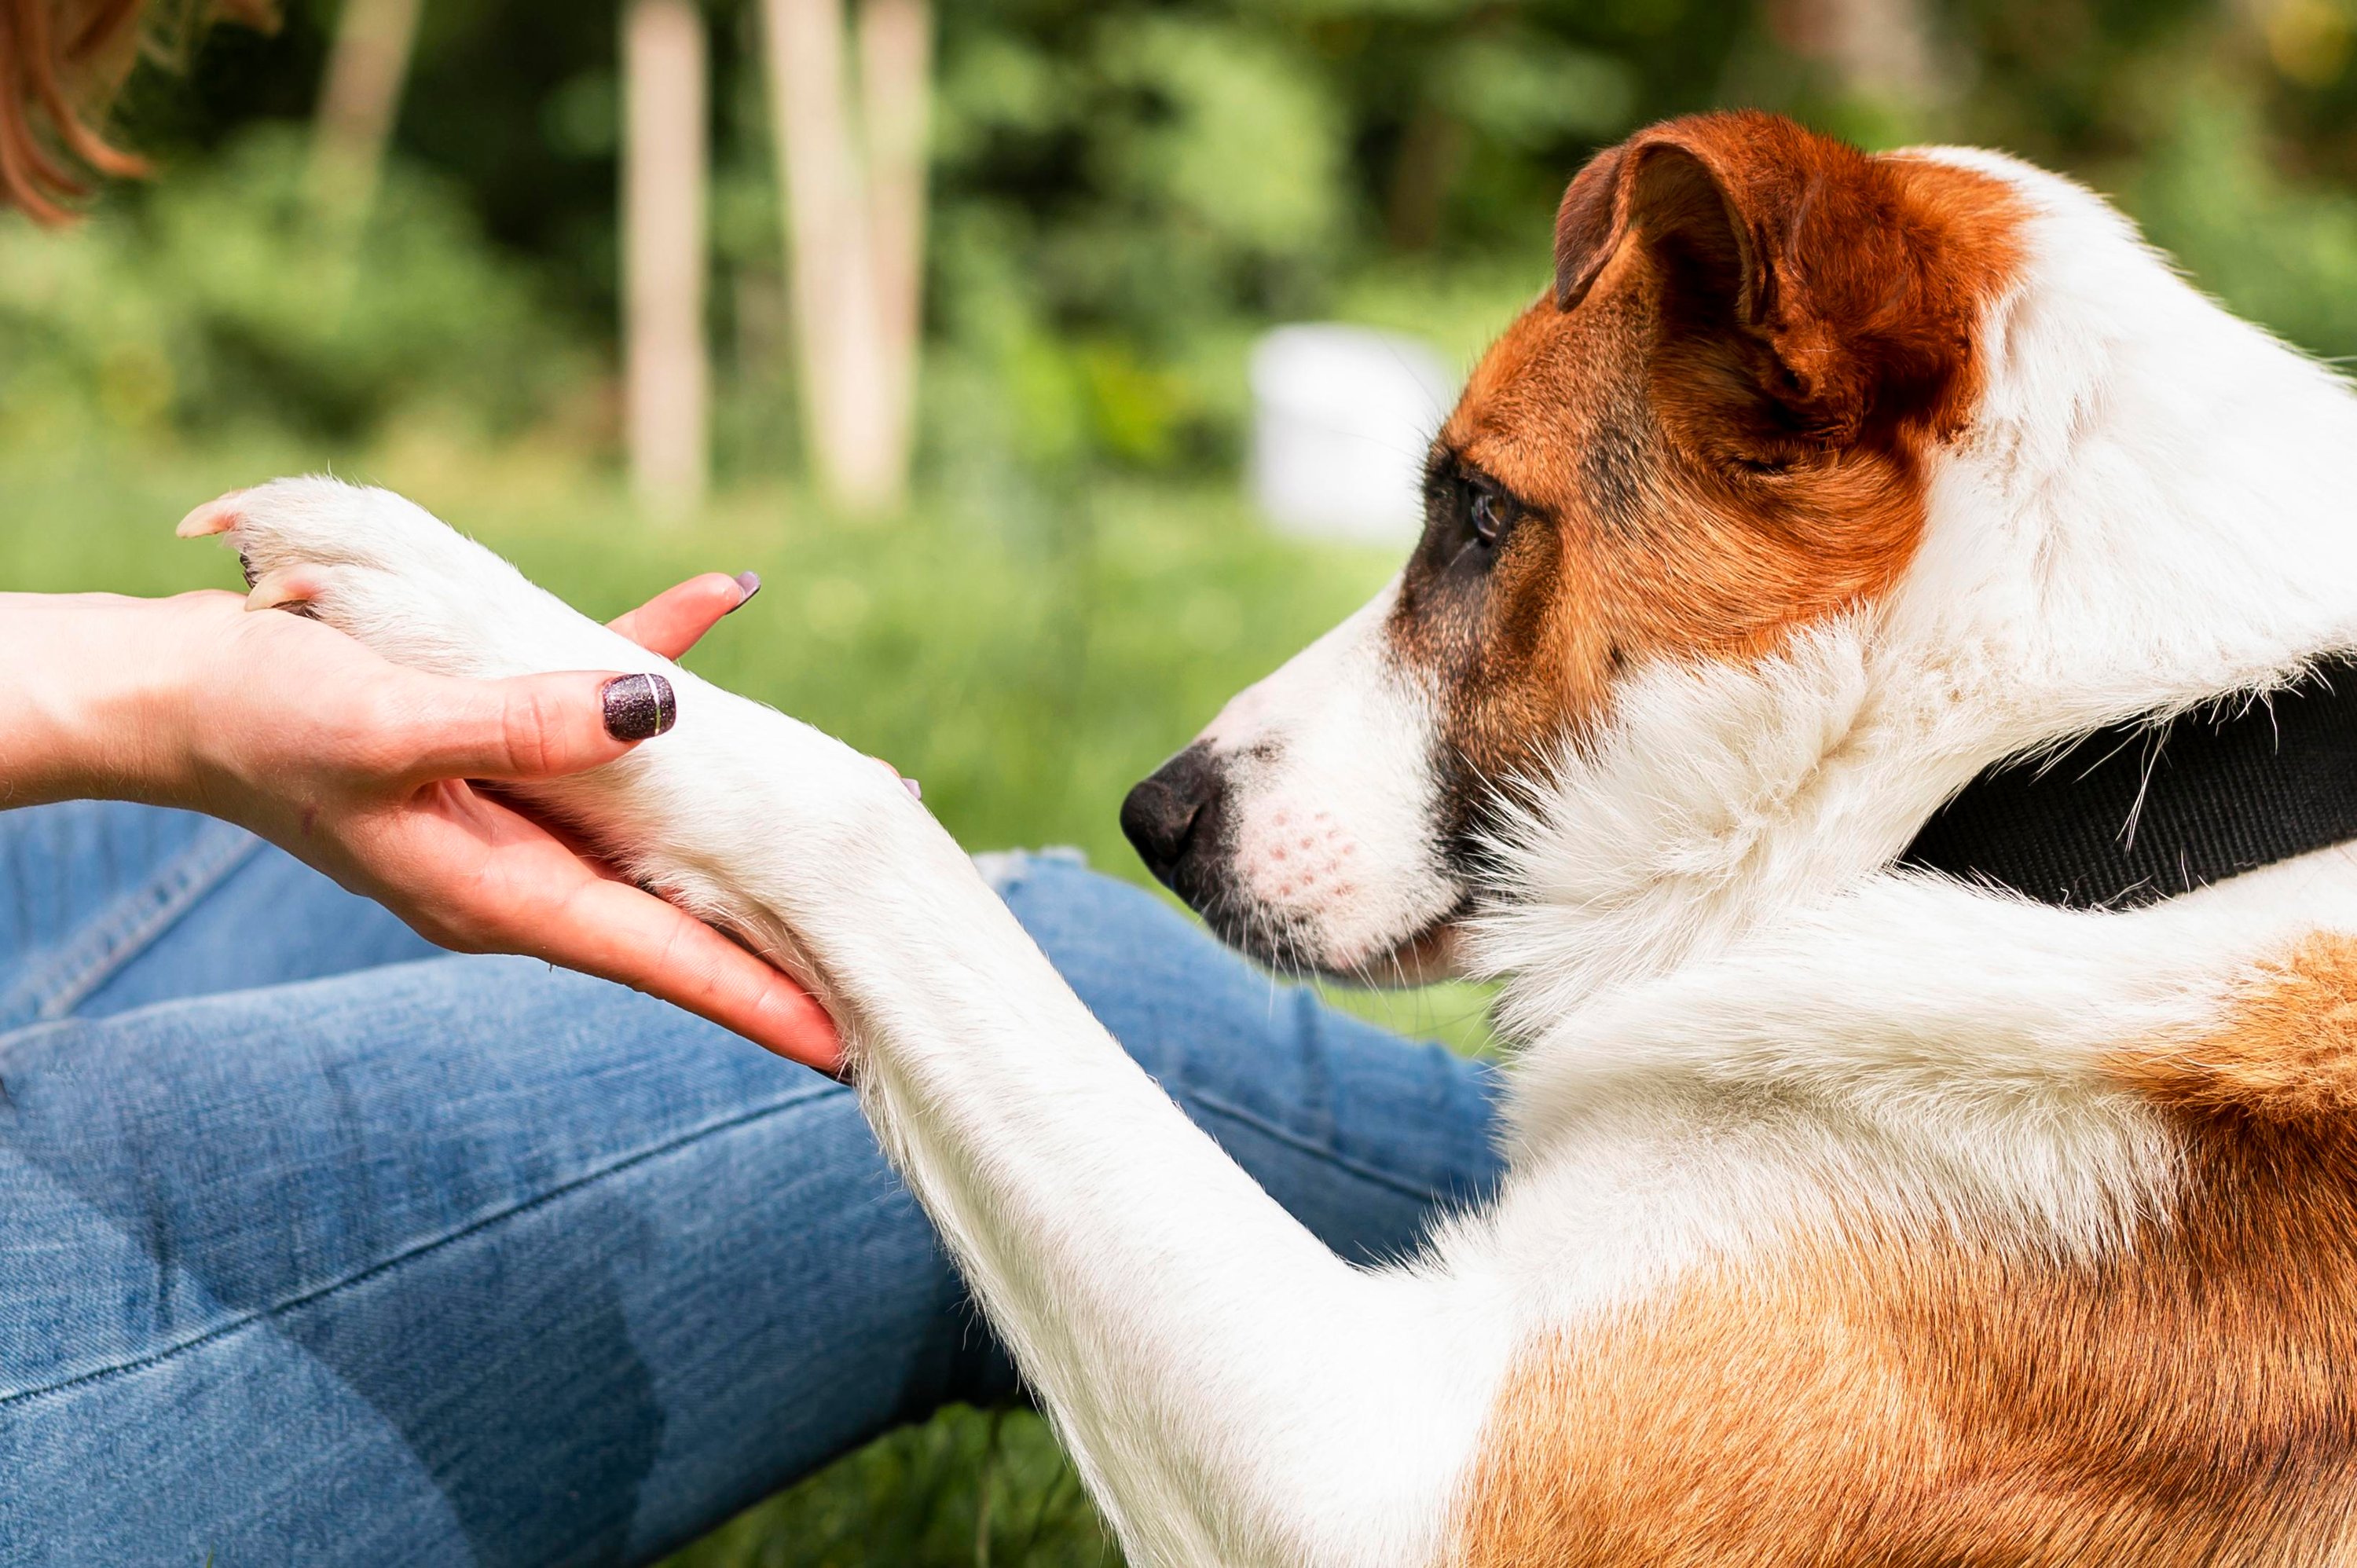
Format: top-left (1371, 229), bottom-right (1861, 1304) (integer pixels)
top-left (623, 0), bottom-right (712, 521)
top-left (310, 0), bottom-right (425, 220)
top-left (758, 0), bottom-right (929, 512)
top-left (1770, 0), bottom-right (1948, 109)
top-left (857, 0), bottom-right (931, 502)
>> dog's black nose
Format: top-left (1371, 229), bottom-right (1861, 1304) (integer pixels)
top-left (1121, 743), bottom-right (1223, 891)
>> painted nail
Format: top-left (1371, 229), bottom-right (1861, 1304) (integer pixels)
top-left (602, 672), bottom-right (677, 741)
top-left (903, 777), bottom-right (923, 801)
top-left (729, 570), bottom-right (761, 611)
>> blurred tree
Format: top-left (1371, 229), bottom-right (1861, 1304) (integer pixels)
top-left (1770, 0), bottom-right (1952, 114)
top-left (624, 0), bottom-right (710, 518)
top-left (307, 0), bottom-right (422, 224)
top-left (861, 0), bottom-right (929, 492)
top-left (759, 0), bottom-right (929, 511)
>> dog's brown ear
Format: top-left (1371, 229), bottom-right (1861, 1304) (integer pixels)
top-left (1555, 111), bottom-right (2003, 454)
top-left (1553, 114), bottom-right (1800, 317)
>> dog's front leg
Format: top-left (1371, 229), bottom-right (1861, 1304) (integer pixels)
top-left (808, 808), bottom-right (1512, 1567)
top-left (199, 479), bottom-right (1515, 1568)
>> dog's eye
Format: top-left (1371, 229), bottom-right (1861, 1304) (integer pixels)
top-left (1470, 488), bottom-right (1512, 546)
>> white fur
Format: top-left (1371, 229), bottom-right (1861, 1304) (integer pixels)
top-left (205, 143), bottom-right (2357, 1564)
top-left (1197, 582), bottom-right (1461, 975)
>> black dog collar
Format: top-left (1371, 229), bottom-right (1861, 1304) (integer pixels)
top-left (1898, 654), bottom-right (2357, 909)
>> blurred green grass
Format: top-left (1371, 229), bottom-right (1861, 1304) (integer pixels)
top-left (664, 1407), bottom-right (1116, 1568)
top-left (0, 435), bottom-right (1496, 1566)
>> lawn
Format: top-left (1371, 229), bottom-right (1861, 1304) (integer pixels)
top-left (5, 434), bottom-right (1496, 1566)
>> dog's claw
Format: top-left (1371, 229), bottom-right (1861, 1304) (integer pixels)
top-left (176, 491), bottom-right (248, 539)
top-left (244, 569), bottom-right (321, 613)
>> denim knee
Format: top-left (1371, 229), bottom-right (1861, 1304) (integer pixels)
top-left (977, 847), bottom-right (1507, 1265)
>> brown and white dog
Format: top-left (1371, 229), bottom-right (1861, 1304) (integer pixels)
top-left (192, 109), bottom-right (2357, 1565)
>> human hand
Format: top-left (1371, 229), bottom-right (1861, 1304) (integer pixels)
top-left (12, 573), bottom-right (841, 1072)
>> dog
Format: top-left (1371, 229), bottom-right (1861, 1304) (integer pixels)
top-left (186, 108), bottom-right (2357, 1564)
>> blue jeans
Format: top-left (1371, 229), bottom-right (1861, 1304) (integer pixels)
top-left (0, 802), bottom-right (1503, 1566)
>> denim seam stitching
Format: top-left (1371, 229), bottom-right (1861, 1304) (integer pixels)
top-left (0, 1081), bottom-right (845, 1409)
top-left (1186, 1086), bottom-right (1450, 1202)
top-left (13, 825), bottom-right (263, 1024)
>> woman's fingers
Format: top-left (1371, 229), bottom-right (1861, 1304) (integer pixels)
top-left (366, 786), bottom-right (840, 1070)
top-left (391, 567), bottom-right (755, 780)
top-left (521, 874), bottom-right (843, 1073)
top-left (607, 572), bottom-right (757, 660)
top-left (397, 669), bottom-right (679, 783)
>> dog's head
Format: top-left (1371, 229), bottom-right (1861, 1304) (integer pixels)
top-left (1123, 111), bottom-right (2024, 980)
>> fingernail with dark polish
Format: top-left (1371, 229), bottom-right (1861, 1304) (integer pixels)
top-left (728, 570), bottom-right (761, 611)
top-left (603, 672), bottom-right (677, 741)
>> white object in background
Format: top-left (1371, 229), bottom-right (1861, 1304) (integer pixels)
top-left (1249, 324), bottom-right (1455, 545)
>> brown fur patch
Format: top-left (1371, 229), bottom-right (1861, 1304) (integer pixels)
top-left (2114, 933), bottom-right (2357, 1122)
top-left (1391, 112), bottom-right (2022, 830)
top-left (1451, 937), bottom-right (2357, 1565)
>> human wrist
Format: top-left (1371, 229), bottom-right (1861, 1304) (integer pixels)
top-left (0, 592), bottom-right (215, 808)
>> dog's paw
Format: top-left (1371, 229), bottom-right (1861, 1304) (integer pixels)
top-left (178, 477), bottom-right (588, 681)
top-left (181, 475), bottom-right (495, 616)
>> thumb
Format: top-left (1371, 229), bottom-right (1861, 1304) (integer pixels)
top-left (401, 669), bottom-right (679, 782)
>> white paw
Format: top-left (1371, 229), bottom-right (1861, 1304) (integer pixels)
top-left (179, 475), bottom-right (915, 935)
top-left (178, 477), bottom-right (621, 683)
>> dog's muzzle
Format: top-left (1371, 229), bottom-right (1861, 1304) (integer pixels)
top-left (1120, 742), bottom-right (1229, 907)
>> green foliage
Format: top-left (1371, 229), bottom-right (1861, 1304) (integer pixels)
top-left (913, 0), bottom-right (1705, 472)
top-left (0, 128), bottom-right (578, 449)
top-left (62, 0), bottom-right (2357, 486)
top-left (1435, 33), bottom-right (1638, 149)
top-left (2122, 82), bottom-right (2357, 365)
top-left (1094, 17), bottom-right (1350, 263)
